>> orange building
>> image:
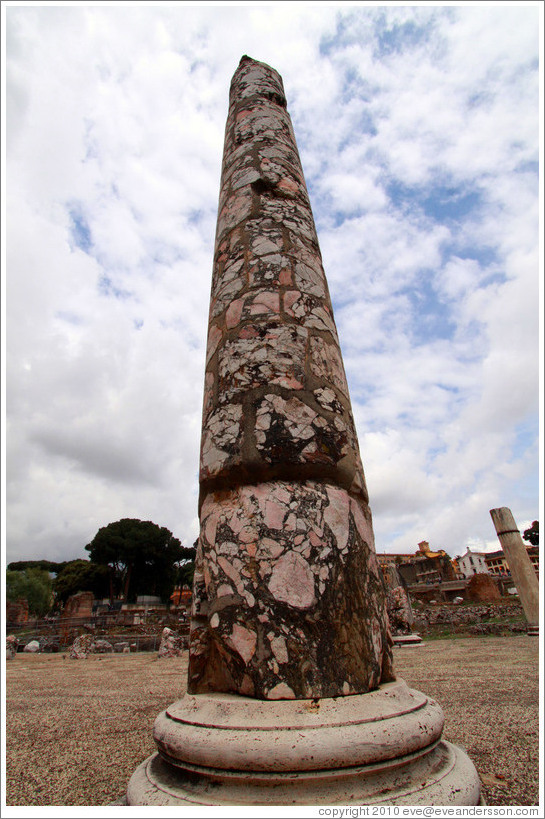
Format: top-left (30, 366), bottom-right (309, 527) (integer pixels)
top-left (170, 586), bottom-right (192, 608)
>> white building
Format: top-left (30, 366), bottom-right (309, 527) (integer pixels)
top-left (458, 548), bottom-right (489, 578)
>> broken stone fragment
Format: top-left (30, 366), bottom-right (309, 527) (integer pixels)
top-left (158, 627), bottom-right (187, 658)
top-left (6, 635), bottom-right (18, 660)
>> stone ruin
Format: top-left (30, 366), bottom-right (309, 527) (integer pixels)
top-left (62, 591), bottom-right (94, 621)
top-left (413, 601), bottom-right (526, 636)
top-left (69, 635), bottom-right (115, 659)
top-left (387, 586), bottom-right (415, 635)
top-left (70, 634), bottom-right (98, 659)
top-left (126, 56), bottom-right (481, 806)
top-left (158, 627), bottom-right (187, 658)
top-left (381, 561), bottom-right (415, 635)
top-left (6, 599), bottom-right (29, 626)
top-left (6, 635), bottom-right (18, 660)
top-left (467, 572), bottom-right (501, 603)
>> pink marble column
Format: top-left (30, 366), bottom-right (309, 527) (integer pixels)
top-left (126, 56), bottom-right (482, 808)
top-left (188, 56), bottom-right (394, 699)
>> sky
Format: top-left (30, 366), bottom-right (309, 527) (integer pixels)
top-left (3, 2), bottom-right (542, 566)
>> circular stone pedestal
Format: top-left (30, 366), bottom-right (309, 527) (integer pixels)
top-left (127, 678), bottom-right (481, 805)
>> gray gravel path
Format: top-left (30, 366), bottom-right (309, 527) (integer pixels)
top-left (4, 634), bottom-right (539, 807)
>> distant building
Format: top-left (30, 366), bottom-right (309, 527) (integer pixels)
top-left (485, 550), bottom-right (509, 576)
top-left (458, 548), bottom-right (489, 578)
top-left (527, 545), bottom-right (539, 577)
top-left (377, 541), bottom-right (446, 567)
top-left (170, 586), bottom-right (192, 609)
top-left (485, 545), bottom-right (539, 579)
top-left (416, 540), bottom-right (446, 559)
top-left (377, 541), bottom-right (456, 587)
top-left (376, 553), bottom-right (414, 569)
top-left (451, 556), bottom-right (465, 580)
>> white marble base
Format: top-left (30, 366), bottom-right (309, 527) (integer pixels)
top-left (127, 679), bottom-right (481, 805)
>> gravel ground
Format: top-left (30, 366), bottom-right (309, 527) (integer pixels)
top-left (4, 634), bottom-right (540, 807)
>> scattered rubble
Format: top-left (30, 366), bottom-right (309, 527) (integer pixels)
top-left (94, 639), bottom-right (114, 654)
top-left (6, 635), bottom-right (18, 660)
top-left (158, 627), bottom-right (187, 658)
top-left (6, 599), bottom-right (29, 626)
top-left (69, 635), bottom-right (97, 659)
top-left (413, 602), bottom-right (525, 635)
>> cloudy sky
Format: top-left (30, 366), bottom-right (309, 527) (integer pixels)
top-left (3, 2), bottom-right (542, 566)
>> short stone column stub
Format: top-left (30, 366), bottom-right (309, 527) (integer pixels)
top-left (490, 507), bottom-right (539, 627)
top-left (126, 55), bottom-right (482, 807)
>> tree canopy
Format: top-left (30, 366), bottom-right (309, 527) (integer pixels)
top-left (53, 559), bottom-right (110, 605)
top-left (85, 518), bottom-right (183, 603)
top-left (6, 568), bottom-right (53, 617)
top-left (522, 520), bottom-right (539, 547)
top-left (7, 559), bottom-right (67, 574)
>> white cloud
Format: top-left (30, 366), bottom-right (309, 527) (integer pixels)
top-left (4, 4), bottom-right (540, 566)
top-left (319, 170), bottom-right (387, 213)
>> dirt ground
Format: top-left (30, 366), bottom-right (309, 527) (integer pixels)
top-left (4, 634), bottom-right (540, 807)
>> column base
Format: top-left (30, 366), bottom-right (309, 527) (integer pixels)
top-left (393, 634), bottom-right (423, 646)
top-left (127, 679), bottom-right (481, 805)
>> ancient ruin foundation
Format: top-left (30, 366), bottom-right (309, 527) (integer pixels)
top-left (127, 56), bottom-right (481, 806)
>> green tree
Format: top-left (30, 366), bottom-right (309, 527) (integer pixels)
top-left (85, 518), bottom-right (183, 604)
top-left (178, 540), bottom-right (197, 587)
top-left (523, 520), bottom-right (539, 546)
top-left (53, 559), bottom-right (110, 604)
top-left (7, 559), bottom-right (67, 574)
top-left (6, 568), bottom-right (53, 617)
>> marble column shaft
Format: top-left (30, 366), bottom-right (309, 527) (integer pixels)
top-left (188, 56), bottom-right (393, 700)
top-left (490, 507), bottom-right (539, 626)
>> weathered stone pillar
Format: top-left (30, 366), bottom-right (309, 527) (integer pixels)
top-left (189, 53), bottom-right (393, 700)
top-left (490, 507), bottom-right (539, 629)
top-left (126, 56), bottom-right (481, 806)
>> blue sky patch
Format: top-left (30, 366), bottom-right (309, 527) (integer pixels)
top-left (55, 310), bottom-right (82, 325)
top-left (375, 15), bottom-right (433, 58)
top-left (318, 13), bottom-right (354, 56)
top-left (386, 180), bottom-right (483, 225)
top-left (514, 159), bottom-right (539, 182)
top-left (421, 188), bottom-right (481, 223)
top-left (513, 417), bottom-right (539, 457)
top-left (98, 275), bottom-right (133, 301)
top-left (68, 205), bottom-right (92, 253)
top-left (402, 276), bottom-right (457, 345)
top-left (188, 209), bottom-right (204, 226)
top-left (454, 246), bottom-right (499, 269)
